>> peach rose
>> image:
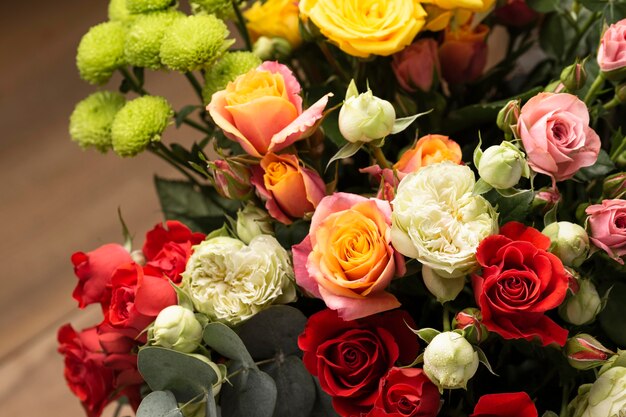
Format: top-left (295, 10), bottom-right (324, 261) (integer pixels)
top-left (208, 61), bottom-right (331, 157)
top-left (392, 38), bottom-right (441, 93)
top-left (292, 193), bottom-right (405, 320)
top-left (439, 24), bottom-right (489, 84)
top-left (598, 19), bottom-right (626, 77)
top-left (251, 153), bottom-right (326, 224)
top-left (394, 134), bottom-right (462, 179)
top-left (517, 92), bottom-right (600, 182)
top-left (586, 199), bottom-right (626, 263)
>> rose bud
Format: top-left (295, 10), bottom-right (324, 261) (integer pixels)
top-left (496, 99), bottom-right (521, 138)
top-left (151, 305), bottom-right (203, 353)
top-left (560, 59), bottom-right (588, 92)
top-left (391, 38), bottom-right (441, 93)
top-left (209, 158), bottom-right (254, 201)
top-left (423, 331), bottom-right (479, 391)
top-left (339, 80), bottom-right (396, 143)
top-left (422, 266), bottom-right (465, 304)
top-left (559, 279), bottom-right (602, 326)
top-left (598, 18), bottom-right (626, 81)
top-left (439, 24), bottom-right (489, 84)
top-left (453, 308), bottom-right (489, 345)
top-left (565, 334), bottom-right (614, 370)
top-left (477, 141), bottom-right (530, 189)
top-left (252, 36), bottom-right (293, 61)
top-left (616, 83), bottom-right (626, 104)
top-left (602, 172), bottom-right (626, 200)
top-left (393, 134), bottom-right (462, 179)
top-left (236, 203), bottom-right (273, 244)
top-left (542, 221), bottom-right (590, 267)
top-left (531, 187), bottom-right (561, 215)
top-left (494, 0), bottom-right (538, 27)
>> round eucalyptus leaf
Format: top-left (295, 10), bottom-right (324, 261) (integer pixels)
top-left (261, 356), bottom-right (316, 417)
top-left (136, 391), bottom-right (182, 417)
top-left (203, 322), bottom-right (256, 368)
top-left (220, 367), bottom-right (277, 417)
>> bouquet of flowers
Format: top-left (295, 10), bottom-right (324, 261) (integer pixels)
top-left (60, 0), bottom-right (626, 416)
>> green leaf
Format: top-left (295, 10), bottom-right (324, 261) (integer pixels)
top-left (575, 149), bottom-right (616, 181)
top-left (579, 0), bottom-right (605, 12)
top-left (326, 142), bottom-right (362, 170)
top-left (117, 207), bottom-right (133, 252)
top-left (205, 390), bottom-right (218, 417)
top-left (543, 201), bottom-right (559, 227)
top-left (495, 187), bottom-right (531, 197)
top-left (138, 347), bottom-right (219, 402)
top-left (170, 282), bottom-right (194, 311)
top-left (599, 281), bottom-right (626, 346)
top-left (475, 346), bottom-right (498, 376)
top-left (206, 223), bottom-right (231, 240)
top-left (539, 13), bottom-right (566, 60)
top-left (527, 0), bottom-right (559, 12)
top-left (176, 105), bottom-right (201, 128)
top-left (390, 115), bottom-right (417, 135)
top-left (261, 356), bottom-right (316, 417)
top-left (345, 79), bottom-right (359, 100)
top-left (203, 322), bottom-right (256, 368)
top-left (485, 189), bottom-right (534, 224)
top-left (220, 366), bottom-right (277, 417)
top-left (137, 391), bottom-right (182, 417)
top-left (473, 178), bottom-right (493, 196)
top-left (274, 220), bottom-right (310, 251)
top-left (413, 328), bottom-right (440, 344)
top-left (473, 137), bottom-right (483, 168)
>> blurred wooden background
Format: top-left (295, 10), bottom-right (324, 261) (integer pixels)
top-left (0, 1), bottom-right (201, 415)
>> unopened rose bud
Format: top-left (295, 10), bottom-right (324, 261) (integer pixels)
top-left (616, 84), bottom-right (626, 103)
top-left (252, 36), bottom-right (293, 61)
top-left (339, 80), bottom-right (396, 143)
top-left (531, 187), bottom-right (561, 214)
top-left (422, 266), bottom-right (464, 303)
top-left (453, 308), bottom-right (489, 345)
top-left (565, 334), bottom-right (614, 370)
top-left (423, 331), bottom-right (479, 391)
top-left (559, 279), bottom-right (602, 325)
top-left (236, 203), bottom-right (273, 244)
top-left (478, 141), bottom-right (529, 189)
top-left (603, 172), bottom-right (626, 199)
top-left (560, 59), bottom-right (588, 91)
top-left (496, 100), bottom-right (520, 138)
top-left (542, 221), bottom-right (589, 267)
top-left (209, 158), bottom-right (253, 201)
top-left (152, 305), bottom-right (203, 353)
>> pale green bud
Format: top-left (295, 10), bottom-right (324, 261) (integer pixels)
top-left (339, 81), bottom-right (396, 143)
top-left (559, 279), bottom-right (602, 326)
top-left (478, 141), bottom-right (529, 189)
top-left (542, 221), bottom-right (589, 267)
top-left (189, 0), bottom-right (235, 19)
top-left (152, 305), bottom-right (203, 353)
top-left (124, 10), bottom-right (184, 69)
top-left (160, 15), bottom-right (234, 72)
top-left (423, 331), bottom-right (479, 391)
top-left (422, 266), bottom-right (465, 304)
top-left (69, 91), bottom-right (126, 152)
top-left (202, 51), bottom-right (261, 104)
top-left (76, 22), bottom-right (127, 85)
top-left (108, 0), bottom-right (133, 22)
top-left (253, 36), bottom-right (293, 61)
top-left (126, 0), bottom-right (174, 14)
top-left (236, 204), bottom-right (273, 245)
top-left (111, 95), bottom-right (173, 157)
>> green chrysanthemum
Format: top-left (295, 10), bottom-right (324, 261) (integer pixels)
top-left (160, 14), bottom-right (234, 72)
top-left (189, 0), bottom-right (234, 20)
top-left (111, 95), bottom-right (173, 157)
top-left (76, 22), bottom-right (127, 85)
top-left (202, 51), bottom-right (261, 104)
top-left (125, 10), bottom-right (184, 69)
top-left (108, 0), bottom-right (133, 22)
top-left (69, 91), bottom-right (126, 152)
top-left (126, 0), bottom-right (174, 14)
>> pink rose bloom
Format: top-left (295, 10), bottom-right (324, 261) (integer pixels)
top-left (292, 193), bottom-right (405, 320)
top-left (392, 38), bottom-right (440, 92)
top-left (208, 61), bottom-right (332, 157)
top-left (598, 19), bottom-right (626, 75)
top-left (586, 199), bottom-right (626, 263)
top-left (518, 92), bottom-right (600, 182)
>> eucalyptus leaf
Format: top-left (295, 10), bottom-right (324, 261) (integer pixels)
top-left (203, 322), bottom-right (256, 368)
top-left (326, 142), bottom-right (362, 170)
top-left (220, 366), bottom-right (277, 417)
top-left (205, 390), bottom-right (218, 417)
top-left (261, 356), bottom-right (316, 417)
top-left (137, 391), bottom-right (182, 417)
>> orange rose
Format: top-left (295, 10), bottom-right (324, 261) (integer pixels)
top-left (394, 134), bottom-right (462, 178)
top-left (439, 24), bottom-right (489, 84)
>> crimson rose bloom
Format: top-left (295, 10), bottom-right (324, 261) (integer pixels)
top-left (298, 309), bottom-right (419, 417)
top-left (472, 222), bottom-right (569, 346)
top-left (471, 392), bottom-right (538, 417)
top-left (367, 367), bottom-right (440, 417)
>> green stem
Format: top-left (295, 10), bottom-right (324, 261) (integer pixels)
top-left (443, 305), bottom-right (451, 332)
top-left (560, 382), bottom-right (572, 417)
top-left (370, 145), bottom-right (390, 169)
top-left (584, 72), bottom-right (605, 105)
top-left (118, 67), bottom-right (148, 95)
top-left (603, 96), bottom-right (621, 110)
top-left (149, 144), bottom-right (202, 185)
top-left (318, 42), bottom-right (350, 82)
top-left (185, 72), bottom-right (205, 103)
top-left (231, 0), bottom-right (252, 51)
top-left (180, 115), bottom-right (212, 135)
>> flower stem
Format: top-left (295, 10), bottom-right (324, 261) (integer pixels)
top-left (443, 305), bottom-right (452, 332)
top-left (603, 96), bottom-right (621, 110)
top-left (370, 145), bottom-right (390, 169)
top-left (318, 42), bottom-right (350, 82)
top-left (231, 0), bottom-right (252, 51)
top-left (149, 144), bottom-right (203, 185)
top-left (584, 72), bottom-right (605, 105)
top-left (560, 382), bottom-right (572, 417)
top-left (185, 71), bottom-right (205, 103)
top-left (179, 115), bottom-right (213, 135)
top-left (118, 67), bottom-right (148, 95)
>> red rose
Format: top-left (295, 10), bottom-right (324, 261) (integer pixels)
top-left (145, 241), bottom-right (193, 284)
top-left (58, 324), bottom-right (116, 417)
top-left (494, 1), bottom-right (538, 28)
top-left (471, 392), bottom-right (538, 417)
top-left (472, 222), bottom-right (569, 346)
top-left (71, 243), bottom-right (132, 308)
top-left (367, 367), bottom-right (440, 417)
top-left (298, 309), bottom-right (419, 417)
top-left (142, 220), bottom-right (205, 260)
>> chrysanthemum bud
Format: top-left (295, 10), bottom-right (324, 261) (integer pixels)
top-left (565, 334), bottom-right (614, 370)
top-left (189, 0), bottom-right (235, 20)
top-left (423, 331), bottom-right (479, 391)
top-left (126, 0), bottom-right (174, 14)
top-left (422, 266), bottom-right (464, 304)
top-left (236, 204), bottom-right (274, 244)
top-left (209, 158), bottom-right (254, 200)
top-left (160, 14), bottom-right (234, 72)
top-left (560, 59), bottom-right (588, 91)
top-left (478, 141), bottom-right (530, 189)
top-left (339, 80), bottom-right (396, 143)
top-left (496, 99), bottom-right (520, 137)
top-left (69, 91), bottom-right (126, 152)
top-left (603, 172), bottom-right (626, 199)
top-left (202, 51), bottom-right (261, 104)
top-left (76, 22), bottom-right (127, 85)
top-left (559, 279), bottom-right (602, 325)
top-left (111, 95), bottom-right (173, 157)
top-left (108, 0), bottom-right (133, 22)
top-left (542, 221), bottom-right (589, 267)
top-left (124, 10), bottom-right (184, 69)
top-left (252, 36), bottom-right (293, 61)
top-left (453, 308), bottom-right (489, 345)
top-left (152, 305), bottom-right (203, 353)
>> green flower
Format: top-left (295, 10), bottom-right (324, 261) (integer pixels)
top-left (126, 0), bottom-right (174, 14)
top-left (202, 51), bottom-right (261, 104)
top-left (160, 14), bottom-right (234, 72)
top-left (111, 95), bottom-right (173, 157)
top-left (125, 10), bottom-right (184, 69)
top-left (108, 0), bottom-right (133, 23)
top-left (76, 22), bottom-right (127, 85)
top-left (189, 0), bottom-right (234, 19)
top-left (69, 91), bottom-right (126, 152)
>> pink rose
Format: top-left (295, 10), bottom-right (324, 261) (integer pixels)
top-left (598, 19), bottom-right (626, 77)
top-left (208, 61), bottom-right (332, 157)
top-left (251, 153), bottom-right (326, 224)
top-left (292, 192), bottom-right (405, 320)
top-left (518, 92), bottom-right (600, 182)
top-left (586, 199), bottom-right (626, 263)
top-left (392, 39), bottom-right (440, 92)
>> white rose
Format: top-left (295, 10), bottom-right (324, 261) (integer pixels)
top-left (182, 235), bottom-right (296, 325)
top-left (391, 162), bottom-right (498, 278)
top-left (570, 366), bottom-right (626, 417)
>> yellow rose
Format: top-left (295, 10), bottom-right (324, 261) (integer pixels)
top-left (299, 0), bottom-right (427, 58)
top-left (421, 0), bottom-right (495, 12)
top-left (244, 0), bottom-right (302, 48)
top-left (422, 0), bottom-right (496, 31)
